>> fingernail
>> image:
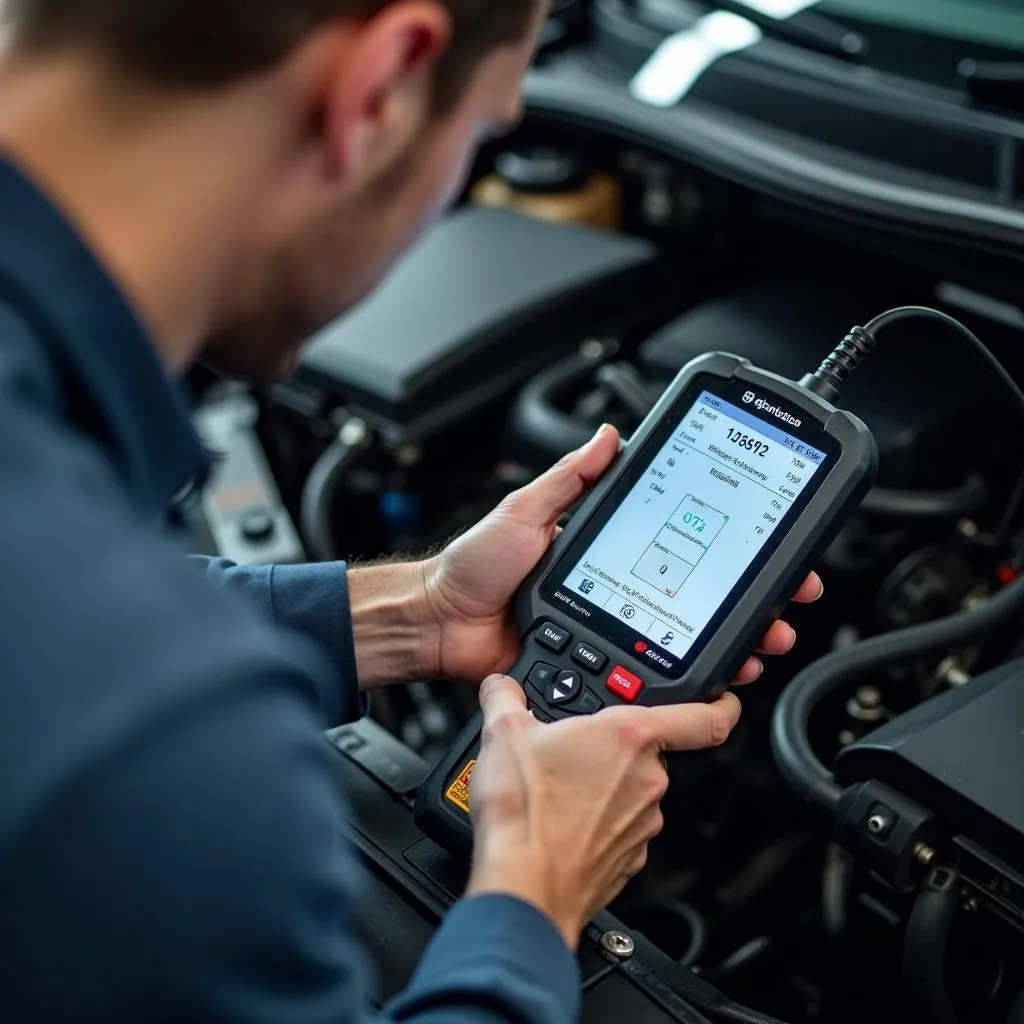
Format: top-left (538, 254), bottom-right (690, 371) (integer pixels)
top-left (783, 625), bottom-right (797, 650)
top-left (815, 578), bottom-right (825, 601)
top-left (590, 424), bottom-right (611, 444)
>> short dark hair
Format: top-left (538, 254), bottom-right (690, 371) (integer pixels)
top-left (6, 0), bottom-right (537, 111)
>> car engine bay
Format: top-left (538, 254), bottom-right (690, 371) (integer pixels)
top-left (186, 11), bottom-right (1024, 1019)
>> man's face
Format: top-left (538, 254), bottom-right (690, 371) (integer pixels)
top-left (203, 7), bottom-right (543, 382)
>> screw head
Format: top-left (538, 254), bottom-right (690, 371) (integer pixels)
top-left (957, 519), bottom-right (979, 538)
top-left (600, 930), bottom-right (636, 959)
top-left (339, 418), bottom-right (370, 448)
top-left (867, 813), bottom-right (890, 837)
top-left (856, 686), bottom-right (882, 709)
top-left (914, 843), bottom-right (936, 868)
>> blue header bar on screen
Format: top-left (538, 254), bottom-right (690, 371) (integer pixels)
top-left (697, 392), bottom-right (827, 462)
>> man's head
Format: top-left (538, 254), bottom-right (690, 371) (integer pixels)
top-left (1, 1), bottom-right (544, 378)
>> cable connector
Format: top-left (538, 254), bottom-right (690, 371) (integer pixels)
top-left (801, 305), bottom-right (1024, 415)
top-left (800, 325), bottom-right (877, 403)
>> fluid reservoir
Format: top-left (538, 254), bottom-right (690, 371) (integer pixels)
top-left (472, 145), bottom-right (621, 231)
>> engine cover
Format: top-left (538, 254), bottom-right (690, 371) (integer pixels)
top-left (294, 206), bottom-right (667, 440)
top-left (834, 660), bottom-right (1024, 871)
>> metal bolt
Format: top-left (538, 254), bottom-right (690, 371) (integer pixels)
top-left (579, 337), bottom-right (618, 362)
top-left (867, 813), bottom-right (890, 837)
top-left (856, 686), bottom-right (882, 709)
top-left (846, 686), bottom-right (886, 723)
top-left (914, 843), bottom-right (936, 868)
top-left (963, 896), bottom-right (980, 913)
top-left (339, 418), bottom-right (371, 448)
top-left (957, 519), bottom-right (979, 538)
top-left (600, 930), bottom-right (636, 959)
top-left (936, 655), bottom-right (971, 688)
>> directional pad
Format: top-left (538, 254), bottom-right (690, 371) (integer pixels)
top-left (527, 662), bottom-right (558, 690)
top-left (545, 669), bottom-right (582, 706)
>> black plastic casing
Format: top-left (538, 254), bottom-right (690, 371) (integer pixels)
top-left (414, 353), bottom-right (877, 854)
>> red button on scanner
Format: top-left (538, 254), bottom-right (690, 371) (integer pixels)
top-left (607, 665), bottom-right (644, 703)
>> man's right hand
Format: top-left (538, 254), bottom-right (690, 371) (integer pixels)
top-left (465, 674), bottom-right (742, 950)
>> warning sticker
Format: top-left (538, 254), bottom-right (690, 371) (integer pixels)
top-left (445, 759), bottom-right (476, 814)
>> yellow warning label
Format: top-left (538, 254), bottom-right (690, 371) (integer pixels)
top-left (445, 759), bottom-right (476, 814)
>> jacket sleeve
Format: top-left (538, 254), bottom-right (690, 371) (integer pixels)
top-left (180, 566), bottom-right (583, 1022)
top-left (2, 370), bottom-right (580, 1024)
top-left (4, 654), bottom-right (580, 1024)
top-left (192, 556), bottom-right (366, 725)
top-left (385, 896), bottom-right (581, 1023)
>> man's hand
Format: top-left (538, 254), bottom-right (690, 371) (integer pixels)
top-left (466, 674), bottom-right (742, 950)
top-left (422, 424), bottom-right (822, 686)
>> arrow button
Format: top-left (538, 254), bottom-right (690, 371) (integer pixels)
top-left (545, 670), bottom-right (582, 705)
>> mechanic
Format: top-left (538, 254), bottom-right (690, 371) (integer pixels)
top-left (0, 2), bottom-right (822, 1022)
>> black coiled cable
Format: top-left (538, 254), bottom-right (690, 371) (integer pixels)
top-left (802, 306), bottom-right (1024, 422)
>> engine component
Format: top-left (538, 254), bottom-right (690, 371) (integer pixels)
top-left (834, 666), bottom-right (1024, 1022)
top-left (771, 573), bottom-right (1024, 813)
top-left (837, 685), bottom-right (892, 747)
top-left (875, 542), bottom-right (992, 633)
top-left (835, 661), bottom-right (1024, 876)
top-left (291, 206), bottom-right (670, 441)
top-left (471, 144), bottom-right (623, 230)
top-left (774, 627), bottom-right (1024, 1023)
top-left (300, 417), bottom-right (375, 563)
top-left (192, 391), bottom-right (305, 565)
top-left (904, 865), bottom-right (964, 1024)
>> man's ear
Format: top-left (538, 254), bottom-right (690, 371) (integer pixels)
top-left (324, 1), bottom-right (453, 183)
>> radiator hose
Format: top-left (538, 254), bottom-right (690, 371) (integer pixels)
top-left (770, 574), bottom-right (1024, 813)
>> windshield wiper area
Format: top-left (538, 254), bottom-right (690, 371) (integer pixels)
top-left (703, 0), bottom-right (868, 62)
top-left (960, 58), bottom-right (1024, 115)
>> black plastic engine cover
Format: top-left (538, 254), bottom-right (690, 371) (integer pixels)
top-left (638, 272), bottom-right (1016, 490)
top-left (834, 659), bottom-right (1024, 870)
top-left (296, 206), bottom-right (667, 440)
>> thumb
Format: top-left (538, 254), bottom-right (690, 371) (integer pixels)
top-left (512, 425), bottom-right (621, 528)
top-left (479, 674), bottom-right (529, 724)
top-left (642, 693), bottom-right (743, 752)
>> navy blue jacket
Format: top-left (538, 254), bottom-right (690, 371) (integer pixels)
top-left (0, 155), bottom-right (579, 1023)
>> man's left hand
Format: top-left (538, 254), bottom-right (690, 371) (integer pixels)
top-left (421, 424), bottom-right (823, 686)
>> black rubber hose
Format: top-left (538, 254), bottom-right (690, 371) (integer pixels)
top-left (650, 953), bottom-right (793, 1024)
top-left (860, 475), bottom-right (988, 521)
top-left (511, 353), bottom-right (602, 460)
top-left (620, 899), bottom-right (707, 968)
top-left (770, 574), bottom-right (1024, 813)
top-left (300, 435), bottom-right (366, 563)
top-left (667, 900), bottom-right (707, 969)
top-left (595, 362), bottom-right (657, 420)
top-left (904, 866), bottom-right (962, 1024)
